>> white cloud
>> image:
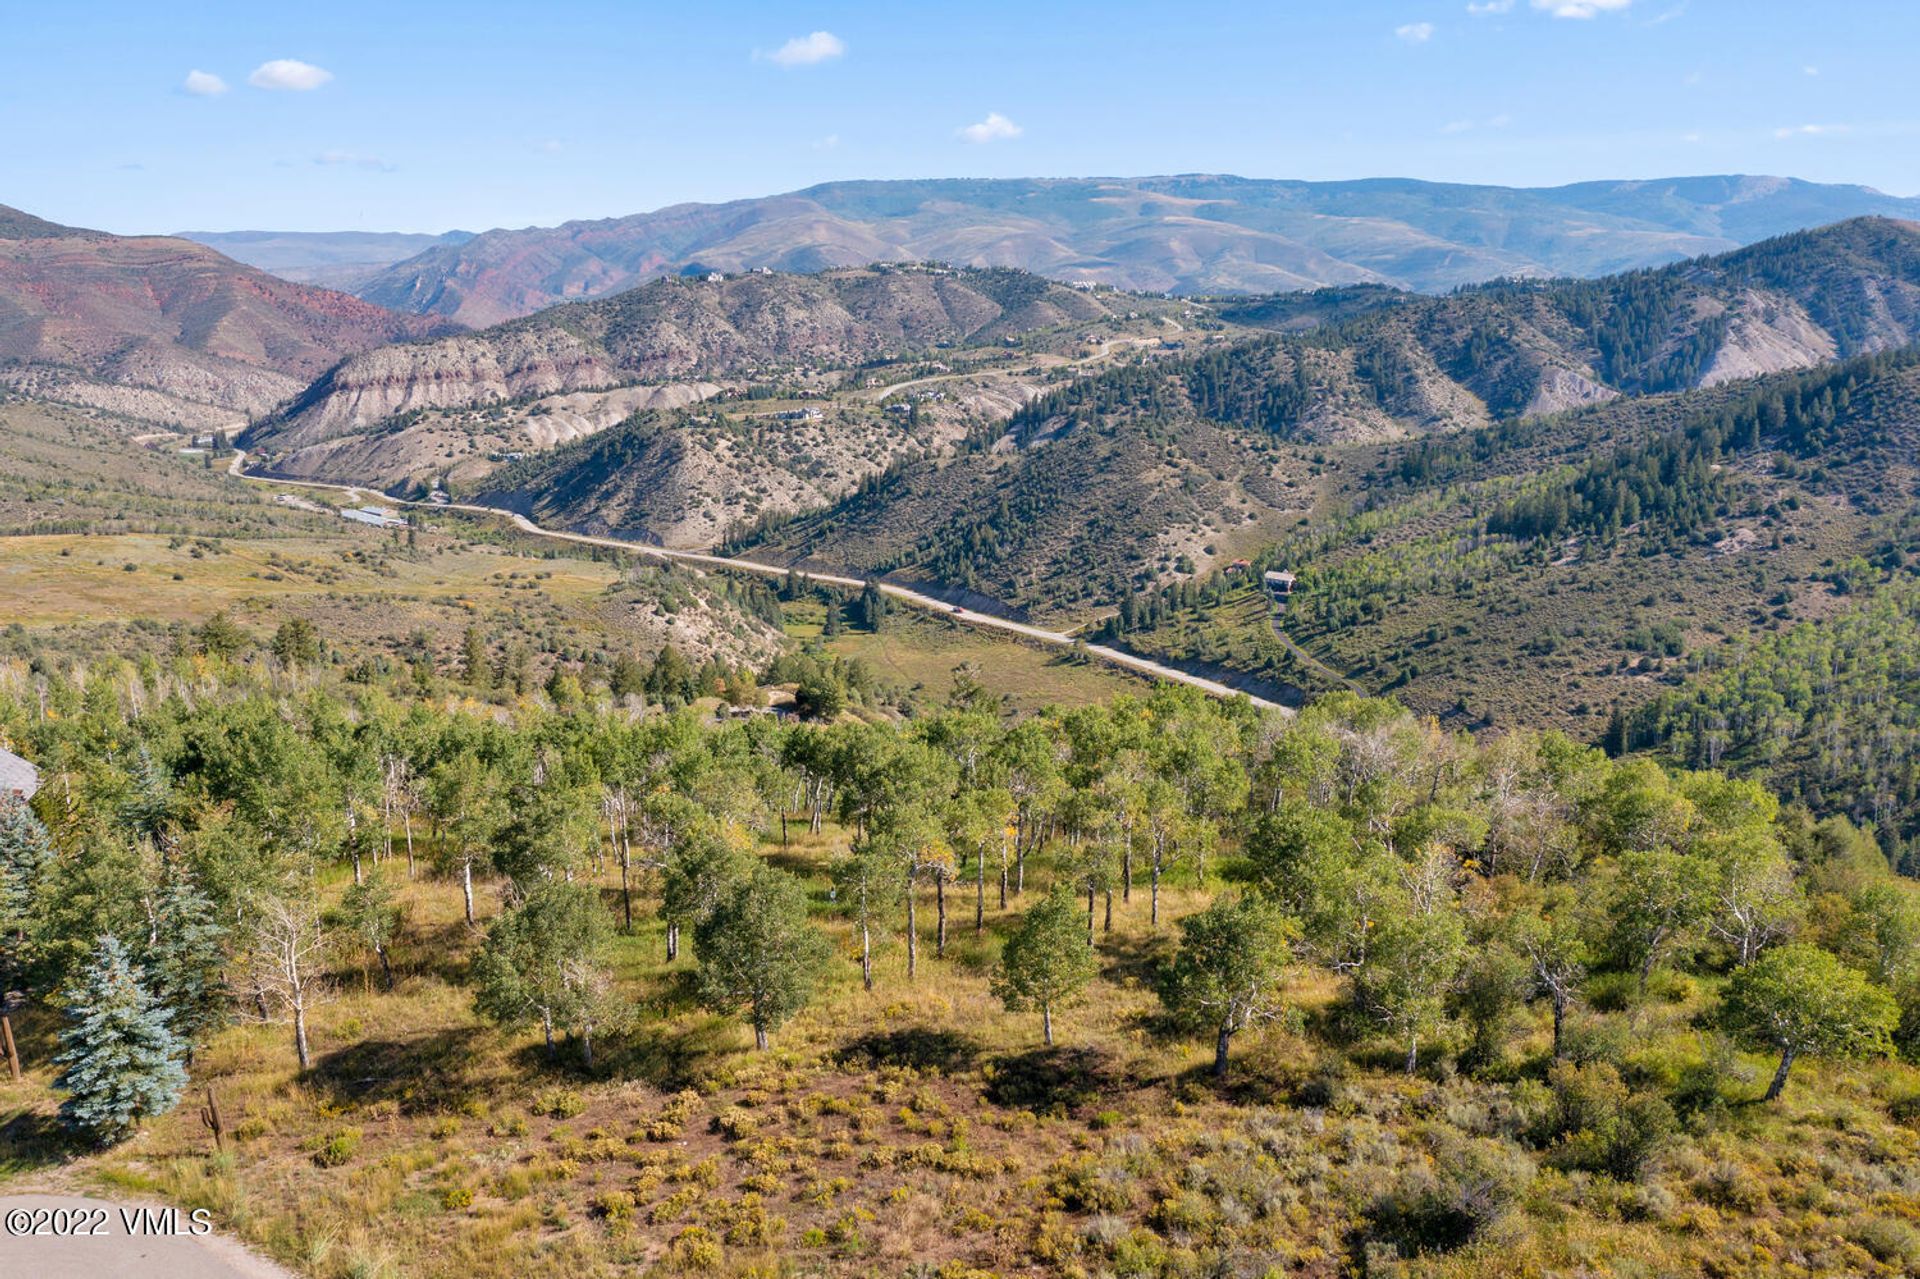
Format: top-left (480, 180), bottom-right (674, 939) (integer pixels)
top-left (183, 69), bottom-right (227, 96)
top-left (812, 133), bottom-right (841, 150)
top-left (314, 149), bottom-right (394, 171)
top-left (1467, 0), bottom-right (1514, 12)
top-left (1803, 65), bottom-right (1820, 76)
top-left (958, 112), bottom-right (1022, 144)
top-left (1531, 0), bottom-right (1630, 15)
top-left (1772, 123), bottom-right (1848, 139)
top-left (1396, 21), bottom-right (1436, 41)
top-left (248, 59), bottom-right (333, 91)
top-left (537, 139), bottom-right (563, 153)
top-left (763, 31), bottom-right (845, 66)
top-left (1680, 130), bottom-right (1704, 143)
top-left (1442, 113), bottom-right (1511, 134)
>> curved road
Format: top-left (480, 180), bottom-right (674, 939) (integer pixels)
top-left (228, 450), bottom-right (1285, 712)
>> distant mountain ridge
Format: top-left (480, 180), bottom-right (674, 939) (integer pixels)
top-left (0, 204), bottom-right (456, 429)
top-left (176, 229), bottom-right (476, 293)
top-left (349, 174), bottom-right (1920, 326)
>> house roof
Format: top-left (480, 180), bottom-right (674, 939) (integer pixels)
top-left (0, 748), bottom-right (38, 799)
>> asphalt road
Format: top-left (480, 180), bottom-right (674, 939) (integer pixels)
top-left (0, 1195), bottom-right (292, 1279)
top-left (227, 450), bottom-right (1288, 712)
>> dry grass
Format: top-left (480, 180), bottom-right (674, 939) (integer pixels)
top-left (0, 836), bottom-right (1912, 1279)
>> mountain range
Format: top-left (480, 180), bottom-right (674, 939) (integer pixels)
top-left (176, 229), bottom-right (475, 293)
top-left (735, 218), bottom-right (1920, 607)
top-left (0, 206), bottom-right (454, 429)
top-left (333, 174), bottom-right (1920, 327)
top-left (241, 263), bottom-right (1146, 521)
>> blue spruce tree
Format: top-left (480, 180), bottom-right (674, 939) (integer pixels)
top-left (54, 935), bottom-right (187, 1145)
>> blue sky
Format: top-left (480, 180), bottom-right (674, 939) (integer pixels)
top-left (2, 0), bottom-right (1912, 234)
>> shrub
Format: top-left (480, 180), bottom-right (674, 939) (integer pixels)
top-left (590, 1190), bottom-right (636, 1224)
top-left (1366, 1138), bottom-right (1532, 1255)
top-left (1853, 1217), bottom-right (1920, 1269)
top-left (1531, 1061), bottom-right (1675, 1181)
top-left (670, 1226), bottom-right (723, 1270)
top-left (440, 1186), bottom-right (473, 1211)
top-left (534, 1088), bottom-right (587, 1119)
top-left (310, 1128), bottom-right (363, 1168)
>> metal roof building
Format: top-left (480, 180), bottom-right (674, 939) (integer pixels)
top-left (0, 748), bottom-right (38, 800)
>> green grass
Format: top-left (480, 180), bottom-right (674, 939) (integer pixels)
top-left (787, 602), bottom-right (1145, 712)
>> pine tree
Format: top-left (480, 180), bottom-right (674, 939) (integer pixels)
top-left (54, 935), bottom-right (187, 1145)
top-left (0, 797), bottom-right (53, 992)
top-left (460, 627), bottom-right (492, 688)
top-left (145, 869), bottom-right (227, 1057)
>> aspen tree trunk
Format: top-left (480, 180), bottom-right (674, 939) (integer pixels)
top-left (294, 1001), bottom-right (311, 1071)
top-left (976, 846), bottom-right (986, 933)
top-left (1764, 1046), bottom-right (1796, 1102)
top-left (906, 870), bottom-right (918, 977)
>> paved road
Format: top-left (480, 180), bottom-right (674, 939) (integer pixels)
top-left (228, 450), bottom-right (1286, 712)
top-left (0, 1195), bottom-right (292, 1279)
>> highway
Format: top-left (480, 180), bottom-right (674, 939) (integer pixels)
top-left (227, 450), bottom-right (1287, 712)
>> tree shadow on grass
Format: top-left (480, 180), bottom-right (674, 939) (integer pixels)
top-left (1095, 927), bottom-right (1174, 989)
top-left (835, 1027), bottom-right (982, 1077)
top-left (984, 1045), bottom-right (1121, 1116)
top-left (405, 919), bottom-right (480, 985)
top-left (0, 1109), bottom-right (82, 1173)
top-left (592, 1017), bottom-right (738, 1092)
top-left (305, 1026), bottom-right (493, 1115)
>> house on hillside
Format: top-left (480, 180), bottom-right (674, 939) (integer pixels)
top-left (1263, 570), bottom-right (1296, 600)
top-left (0, 748), bottom-right (38, 800)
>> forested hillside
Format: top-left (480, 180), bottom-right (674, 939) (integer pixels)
top-left (0, 629), bottom-right (1916, 1277)
top-left (1630, 581), bottom-right (1920, 865)
top-left (1099, 346), bottom-right (1920, 731)
top-left (747, 220), bottom-right (1920, 620)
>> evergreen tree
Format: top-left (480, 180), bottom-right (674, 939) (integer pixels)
top-left (460, 627), bottom-right (492, 688)
top-left (145, 869), bottom-right (227, 1057)
top-left (0, 797), bottom-right (53, 992)
top-left (54, 935), bottom-right (187, 1145)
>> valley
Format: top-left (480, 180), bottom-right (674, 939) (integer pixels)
top-left (5, 162), bottom-right (1920, 1279)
